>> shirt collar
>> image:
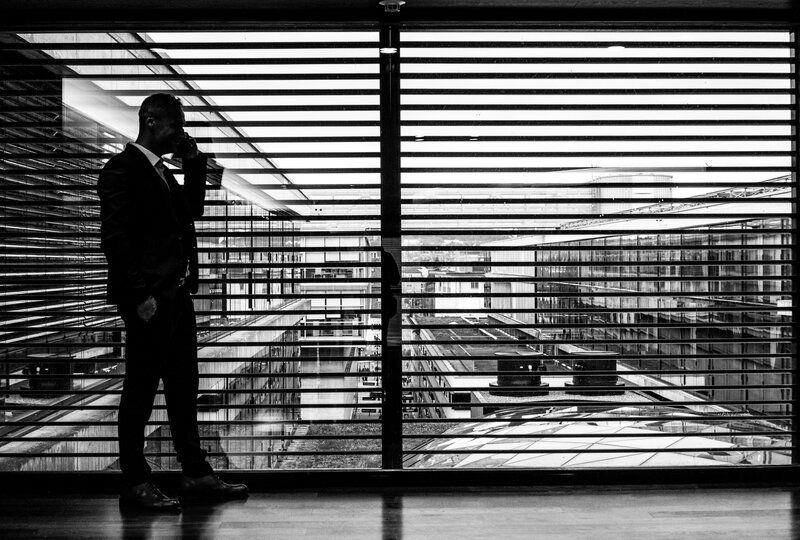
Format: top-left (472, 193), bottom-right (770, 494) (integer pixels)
top-left (130, 142), bottom-right (163, 168)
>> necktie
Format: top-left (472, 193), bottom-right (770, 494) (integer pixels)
top-left (154, 159), bottom-right (170, 190)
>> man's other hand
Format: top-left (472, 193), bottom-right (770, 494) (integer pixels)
top-left (137, 295), bottom-right (157, 322)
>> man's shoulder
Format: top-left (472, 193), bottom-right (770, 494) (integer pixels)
top-left (101, 145), bottom-right (140, 173)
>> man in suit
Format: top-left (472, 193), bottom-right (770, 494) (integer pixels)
top-left (98, 93), bottom-right (247, 512)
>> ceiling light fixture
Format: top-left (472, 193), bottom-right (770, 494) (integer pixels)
top-left (379, 1), bottom-right (406, 13)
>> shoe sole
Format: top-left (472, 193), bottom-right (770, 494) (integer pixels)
top-left (119, 499), bottom-right (182, 513)
top-left (178, 491), bottom-right (249, 502)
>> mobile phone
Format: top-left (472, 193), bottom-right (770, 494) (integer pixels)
top-left (174, 133), bottom-right (193, 158)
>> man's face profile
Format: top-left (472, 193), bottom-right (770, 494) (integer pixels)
top-left (145, 107), bottom-right (186, 156)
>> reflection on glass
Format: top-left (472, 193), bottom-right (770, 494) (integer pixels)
top-left (0, 28), bottom-right (794, 472)
top-left (0, 30), bottom-right (382, 471)
top-left (399, 30), bottom-right (793, 468)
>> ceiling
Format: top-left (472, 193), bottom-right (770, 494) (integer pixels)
top-left (1, 0), bottom-right (797, 28)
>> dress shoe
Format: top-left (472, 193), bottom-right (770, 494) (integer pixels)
top-left (119, 482), bottom-right (181, 512)
top-left (178, 473), bottom-right (249, 500)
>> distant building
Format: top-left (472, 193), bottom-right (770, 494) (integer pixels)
top-left (483, 178), bottom-right (793, 418)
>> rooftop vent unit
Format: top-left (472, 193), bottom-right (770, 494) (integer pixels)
top-left (563, 348), bottom-right (625, 395)
top-left (489, 351), bottom-right (549, 397)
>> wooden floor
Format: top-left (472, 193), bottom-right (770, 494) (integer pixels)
top-left (0, 485), bottom-right (797, 539)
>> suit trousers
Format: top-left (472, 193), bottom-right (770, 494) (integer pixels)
top-left (117, 285), bottom-right (212, 486)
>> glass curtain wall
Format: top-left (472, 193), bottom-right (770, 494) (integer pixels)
top-left (399, 29), bottom-right (796, 468)
top-left (0, 26), bottom-right (796, 472)
top-left (0, 30), bottom-right (382, 471)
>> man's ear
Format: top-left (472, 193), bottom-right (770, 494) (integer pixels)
top-left (145, 115), bottom-right (157, 129)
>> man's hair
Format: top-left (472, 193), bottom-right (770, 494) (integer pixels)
top-left (138, 93), bottom-right (182, 126)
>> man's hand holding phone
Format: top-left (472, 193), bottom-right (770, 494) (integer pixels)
top-left (137, 295), bottom-right (157, 322)
top-left (174, 132), bottom-right (201, 160)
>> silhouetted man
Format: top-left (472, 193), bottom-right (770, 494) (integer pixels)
top-left (98, 93), bottom-right (247, 512)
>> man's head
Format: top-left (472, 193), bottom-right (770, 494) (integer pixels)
top-left (136, 93), bottom-right (186, 156)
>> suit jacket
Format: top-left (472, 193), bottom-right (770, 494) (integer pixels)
top-left (97, 143), bottom-right (207, 305)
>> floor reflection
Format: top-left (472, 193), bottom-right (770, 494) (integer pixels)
top-left (13, 485), bottom-right (794, 539)
top-left (180, 501), bottom-right (226, 538)
top-left (119, 497), bottom-right (247, 539)
top-left (119, 504), bottom-right (181, 540)
top-left (790, 490), bottom-right (800, 538)
top-left (382, 490), bottom-right (403, 540)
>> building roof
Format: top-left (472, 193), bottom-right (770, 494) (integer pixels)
top-left (405, 405), bottom-right (791, 468)
top-left (483, 178), bottom-right (791, 247)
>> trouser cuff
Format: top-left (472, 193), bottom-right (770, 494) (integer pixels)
top-left (182, 461), bottom-right (214, 478)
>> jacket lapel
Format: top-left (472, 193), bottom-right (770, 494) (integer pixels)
top-left (125, 143), bottom-right (171, 195)
top-left (162, 167), bottom-right (192, 222)
top-left (162, 166), bottom-right (180, 192)
top-left (124, 143), bottom-right (178, 224)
